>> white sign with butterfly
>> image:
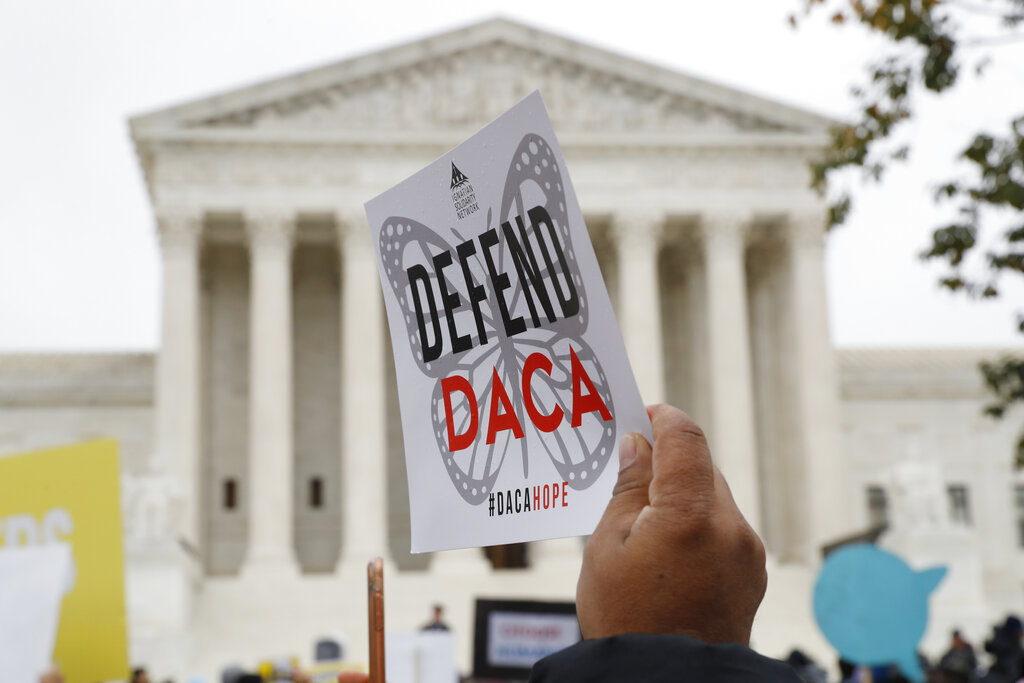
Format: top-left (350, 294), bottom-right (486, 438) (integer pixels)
top-left (365, 91), bottom-right (650, 553)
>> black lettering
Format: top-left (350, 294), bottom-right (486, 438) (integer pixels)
top-left (432, 249), bottom-right (471, 355)
top-left (528, 206), bottom-right (579, 318)
top-left (456, 239), bottom-right (488, 346)
top-left (514, 487), bottom-right (522, 513)
top-left (501, 216), bottom-right (557, 328)
top-left (524, 489), bottom-right (531, 512)
top-left (479, 228), bottom-right (525, 338)
top-left (407, 264), bottom-right (442, 362)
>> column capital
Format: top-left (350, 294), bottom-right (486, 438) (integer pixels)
top-left (701, 212), bottom-right (752, 249)
top-left (610, 210), bottom-right (665, 247)
top-left (156, 208), bottom-right (204, 254)
top-left (244, 209), bottom-right (297, 251)
top-left (785, 213), bottom-right (828, 249)
top-left (335, 208), bottom-right (372, 250)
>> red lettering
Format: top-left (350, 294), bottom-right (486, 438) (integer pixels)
top-left (443, 349), bottom-right (611, 452)
top-left (543, 484), bottom-right (550, 508)
top-left (570, 347), bottom-right (613, 427)
top-left (485, 368), bottom-right (525, 445)
top-left (522, 353), bottom-right (564, 432)
top-left (551, 480), bottom-right (560, 507)
top-left (502, 624), bottom-right (564, 638)
top-left (561, 481), bottom-right (568, 507)
top-left (441, 375), bottom-right (477, 451)
top-left (533, 485), bottom-right (540, 510)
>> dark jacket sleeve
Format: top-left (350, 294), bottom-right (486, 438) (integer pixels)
top-left (529, 633), bottom-right (803, 682)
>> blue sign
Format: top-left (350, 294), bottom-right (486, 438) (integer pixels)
top-left (813, 543), bottom-right (946, 682)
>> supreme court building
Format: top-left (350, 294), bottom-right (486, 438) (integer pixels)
top-left (1, 18), bottom-right (1022, 680)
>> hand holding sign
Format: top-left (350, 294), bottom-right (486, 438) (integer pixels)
top-left (576, 405), bottom-right (767, 646)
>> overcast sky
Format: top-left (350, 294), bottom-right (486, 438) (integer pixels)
top-left (1, 0), bottom-right (1021, 351)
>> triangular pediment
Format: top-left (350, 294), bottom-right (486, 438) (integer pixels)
top-left (131, 18), bottom-right (836, 140)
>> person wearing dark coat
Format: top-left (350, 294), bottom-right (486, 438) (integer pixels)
top-left (528, 633), bottom-right (801, 682)
top-left (938, 629), bottom-right (979, 683)
top-left (983, 616), bottom-right (1024, 683)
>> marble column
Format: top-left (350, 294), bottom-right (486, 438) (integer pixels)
top-left (787, 214), bottom-right (847, 559)
top-left (154, 208), bottom-right (203, 554)
top-left (242, 209), bottom-right (299, 575)
top-left (702, 214), bottom-right (762, 534)
top-left (612, 211), bottom-right (665, 404)
top-left (337, 210), bottom-right (391, 571)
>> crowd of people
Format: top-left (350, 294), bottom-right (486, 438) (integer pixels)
top-left (42, 618), bottom-right (1022, 683)
top-left (785, 616), bottom-right (1024, 682)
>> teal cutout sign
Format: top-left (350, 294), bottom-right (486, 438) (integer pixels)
top-left (813, 543), bottom-right (946, 682)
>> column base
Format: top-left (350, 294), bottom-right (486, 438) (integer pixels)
top-left (430, 547), bottom-right (492, 574)
top-left (239, 550), bottom-right (301, 582)
top-left (335, 553), bottom-right (397, 579)
top-left (125, 537), bottom-right (200, 683)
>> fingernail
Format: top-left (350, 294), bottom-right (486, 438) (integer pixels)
top-left (618, 435), bottom-right (638, 472)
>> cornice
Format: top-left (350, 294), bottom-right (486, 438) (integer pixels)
top-left (134, 128), bottom-right (830, 153)
top-left (838, 347), bottom-right (1024, 401)
top-left (0, 353), bottom-right (155, 407)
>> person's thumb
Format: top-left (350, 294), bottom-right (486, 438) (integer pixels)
top-left (594, 433), bottom-right (653, 542)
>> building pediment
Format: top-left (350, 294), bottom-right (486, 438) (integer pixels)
top-left (131, 18), bottom-right (836, 142)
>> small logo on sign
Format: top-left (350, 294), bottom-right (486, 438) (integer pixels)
top-left (450, 162), bottom-right (480, 220)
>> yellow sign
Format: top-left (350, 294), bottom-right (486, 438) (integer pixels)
top-left (0, 440), bottom-right (128, 683)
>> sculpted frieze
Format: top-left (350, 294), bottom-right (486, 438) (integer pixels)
top-left (191, 45), bottom-right (789, 135)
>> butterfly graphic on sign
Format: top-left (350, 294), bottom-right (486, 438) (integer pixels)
top-left (377, 133), bottom-right (616, 506)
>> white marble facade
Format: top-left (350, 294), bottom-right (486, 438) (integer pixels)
top-left (0, 17), bottom-right (1021, 681)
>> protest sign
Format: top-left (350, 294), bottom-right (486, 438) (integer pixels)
top-left (385, 632), bottom-right (457, 683)
top-left (813, 543), bottom-right (946, 683)
top-left (472, 598), bottom-right (580, 679)
top-left (0, 544), bottom-right (74, 683)
top-left (0, 440), bottom-right (128, 683)
top-left (365, 91), bottom-right (650, 552)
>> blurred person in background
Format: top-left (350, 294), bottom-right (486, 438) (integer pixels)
top-left (420, 604), bottom-right (450, 632)
top-left (983, 616), bottom-right (1023, 683)
top-left (938, 630), bottom-right (979, 683)
top-left (785, 649), bottom-right (828, 683)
